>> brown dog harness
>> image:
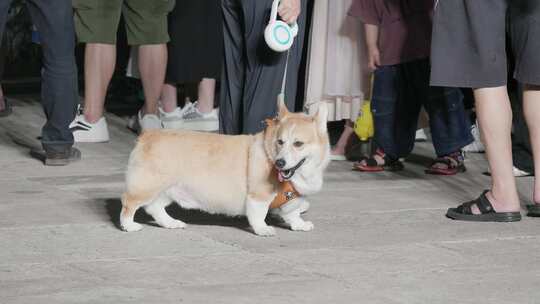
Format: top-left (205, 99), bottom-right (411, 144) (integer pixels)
top-left (265, 118), bottom-right (302, 209)
top-left (270, 171), bottom-right (301, 209)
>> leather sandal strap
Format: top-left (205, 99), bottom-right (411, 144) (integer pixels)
top-left (475, 190), bottom-right (496, 214)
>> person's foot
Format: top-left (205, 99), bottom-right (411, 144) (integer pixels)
top-left (446, 190), bottom-right (521, 222)
top-left (330, 147), bottom-right (346, 161)
top-left (0, 97), bottom-right (12, 117)
top-left (70, 115), bottom-right (110, 143)
top-left (159, 102), bottom-right (194, 129)
top-left (128, 110), bottom-right (163, 133)
top-left (181, 101), bottom-right (219, 132)
top-left (462, 122), bottom-right (485, 153)
top-left (415, 128), bottom-right (428, 142)
top-left (425, 151), bottom-right (466, 175)
top-left (138, 111), bottom-right (162, 131)
top-left (31, 147), bottom-right (82, 166)
top-left (466, 191), bottom-right (520, 215)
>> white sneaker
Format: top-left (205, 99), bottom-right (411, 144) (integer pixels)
top-left (138, 111), bottom-right (162, 131)
top-left (159, 102), bottom-right (194, 129)
top-left (415, 128), bottom-right (428, 142)
top-left (181, 102), bottom-right (219, 132)
top-left (463, 122), bottom-right (485, 153)
top-left (70, 115), bottom-right (110, 143)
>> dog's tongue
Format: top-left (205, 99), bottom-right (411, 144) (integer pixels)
top-left (277, 171), bottom-right (284, 182)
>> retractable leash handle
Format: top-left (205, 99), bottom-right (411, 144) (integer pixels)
top-left (265, 0), bottom-right (299, 52)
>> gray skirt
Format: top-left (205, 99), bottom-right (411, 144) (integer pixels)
top-left (430, 0), bottom-right (540, 88)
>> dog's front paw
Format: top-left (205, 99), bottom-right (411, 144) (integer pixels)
top-left (121, 222), bottom-right (143, 232)
top-left (290, 220), bottom-right (314, 232)
top-left (253, 225), bottom-right (276, 237)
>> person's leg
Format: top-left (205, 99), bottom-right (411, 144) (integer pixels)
top-left (219, 0), bottom-right (247, 135)
top-left (83, 43), bottom-right (116, 122)
top-left (26, 0), bottom-right (79, 156)
top-left (430, 0), bottom-right (522, 220)
top-left (475, 87), bottom-right (520, 212)
top-left (123, 0), bottom-right (173, 130)
top-left (394, 61), bottom-right (423, 159)
top-left (138, 44), bottom-right (167, 116)
top-left (0, 1), bottom-right (8, 115)
top-left (160, 83), bottom-right (178, 113)
top-left (511, 84), bottom-right (534, 175)
top-left (197, 78), bottom-right (215, 113)
top-left (353, 65), bottom-right (404, 171)
top-left (332, 120), bottom-right (353, 156)
top-left (522, 85), bottom-right (540, 203)
top-left (239, 0), bottom-right (308, 134)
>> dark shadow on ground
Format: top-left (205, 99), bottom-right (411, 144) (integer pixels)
top-left (104, 198), bottom-right (286, 233)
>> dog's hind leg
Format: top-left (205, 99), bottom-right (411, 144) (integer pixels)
top-left (120, 193), bottom-right (145, 232)
top-left (246, 195), bottom-right (275, 237)
top-left (145, 193), bottom-right (187, 229)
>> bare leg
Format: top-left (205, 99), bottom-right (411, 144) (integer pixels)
top-left (138, 44), bottom-right (167, 115)
top-left (473, 86), bottom-right (520, 213)
top-left (161, 83), bottom-right (178, 113)
top-left (197, 78), bottom-right (216, 113)
top-left (83, 43), bottom-right (116, 123)
top-left (522, 84), bottom-right (540, 204)
top-left (332, 120), bottom-right (354, 156)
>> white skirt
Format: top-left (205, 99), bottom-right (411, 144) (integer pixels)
top-left (304, 0), bottom-right (370, 121)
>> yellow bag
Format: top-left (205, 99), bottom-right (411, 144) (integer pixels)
top-left (354, 75), bottom-right (374, 141)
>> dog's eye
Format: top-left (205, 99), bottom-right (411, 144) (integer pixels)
top-left (277, 139), bottom-right (285, 146)
top-left (293, 141), bottom-right (304, 148)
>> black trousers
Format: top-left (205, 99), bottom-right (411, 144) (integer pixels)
top-left (0, 0), bottom-right (78, 152)
top-left (219, 0), bottom-right (307, 135)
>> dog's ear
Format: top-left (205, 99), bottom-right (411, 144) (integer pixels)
top-left (312, 102), bottom-right (328, 134)
top-left (277, 93), bottom-right (289, 119)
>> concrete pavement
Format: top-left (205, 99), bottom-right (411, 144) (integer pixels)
top-left (1, 97), bottom-right (539, 304)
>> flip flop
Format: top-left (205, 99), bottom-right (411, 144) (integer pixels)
top-left (446, 190), bottom-right (521, 222)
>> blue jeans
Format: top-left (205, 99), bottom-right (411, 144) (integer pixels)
top-left (0, 0), bottom-right (78, 153)
top-left (371, 58), bottom-right (473, 159)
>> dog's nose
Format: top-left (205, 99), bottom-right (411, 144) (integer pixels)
top-left (275, 159), bottom-right (286, 169)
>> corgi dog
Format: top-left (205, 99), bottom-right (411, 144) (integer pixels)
top-left (120, 98), bottom-right (330, 236)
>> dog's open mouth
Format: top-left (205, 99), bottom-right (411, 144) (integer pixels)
top-left (277, 158), bottom-right (306, 181)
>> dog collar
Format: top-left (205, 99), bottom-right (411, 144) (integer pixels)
top-left (270, 178), bottom-right (300, 209)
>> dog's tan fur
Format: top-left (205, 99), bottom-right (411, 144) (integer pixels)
top-left (120, 98), bottom-right (330, 236)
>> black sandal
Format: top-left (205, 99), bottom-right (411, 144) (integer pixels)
top-left (446, 190), bottom-right (521, 222)
top-left (527, 204), bottom-right (540, 217)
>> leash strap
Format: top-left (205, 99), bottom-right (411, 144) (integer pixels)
top-left (278, 50), bottom-right (290, 101)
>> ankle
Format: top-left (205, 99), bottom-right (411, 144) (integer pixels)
top-left (487, 190), bottom-right (520, 212)
top-left (84, 114), bottom-right (103, 124)
top-left (196, 104), bottom-right (213, 114)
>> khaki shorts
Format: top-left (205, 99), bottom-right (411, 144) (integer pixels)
top-left (73, 0), bottom-right (175, 45)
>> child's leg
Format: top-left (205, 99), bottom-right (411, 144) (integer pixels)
top-left (424, 87), bottom-right (473, 158)
top-left (394, 61), bottom-right (424, 158)
top-left (370, 66), bottom-right (400, 160)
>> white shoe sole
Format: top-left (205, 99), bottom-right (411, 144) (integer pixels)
top-left (162, 120), bottom-right (184, 130)
top-left (181, 120), bottom-right (219, 132)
